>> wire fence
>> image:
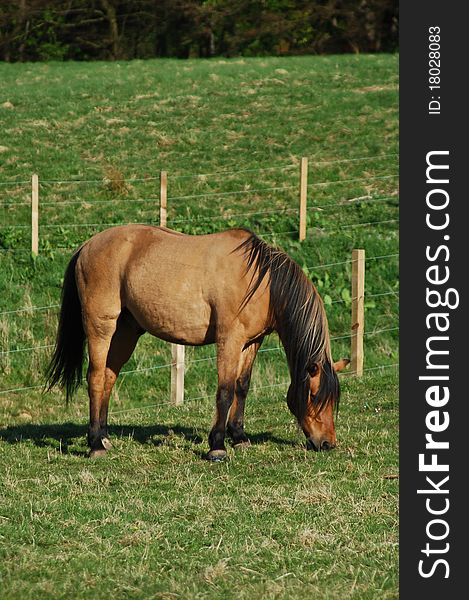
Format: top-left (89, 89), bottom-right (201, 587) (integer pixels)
top-left (1, 152), bottom-right (398, 403)
top-left (0, 182), bottom-right (397, 208)
top-left (109, 363), bottom-right (400, 418)
top-left (0, 260), bottom-right (399, 398)
top-left (0, 308), bottom-right (398, 357)
top-left (0, 251), bottom-right (398, 322)
top-left (0, 361), bottom-right (399, 399)
top-left (1, 154), bottom-right (399, 259)
top-left (0, 152), bottom-right (398, 188)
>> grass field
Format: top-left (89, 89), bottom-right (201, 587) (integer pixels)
top-left (0, 55), bottom-right (398, 599)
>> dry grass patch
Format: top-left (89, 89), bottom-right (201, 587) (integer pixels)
top-left (354, 84), bottom-right (398, 94)
top-left (102, 166), bottom-right (130, 194)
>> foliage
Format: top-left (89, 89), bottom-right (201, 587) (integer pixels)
top-left (0, 0), bottom-right (398, 62)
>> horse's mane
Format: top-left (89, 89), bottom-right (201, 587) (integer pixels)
top-left (234, 230), bottom-right (339, 419)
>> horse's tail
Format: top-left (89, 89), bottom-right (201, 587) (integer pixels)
top-left (45, 248), bottom-right (86, 401)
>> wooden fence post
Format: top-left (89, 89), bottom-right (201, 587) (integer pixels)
top-left (31, 173), bottom-right (39, 256)
top-left (171, 344), bottom-right (185, 406)
top-left (159, 169), bottom-right (185, 404)
top-left (351, 249), bottom-right (365, 376)
top-left (299, 157), bottom-right (308, 241)
top-left (160, 170), bottom-right (167, 227)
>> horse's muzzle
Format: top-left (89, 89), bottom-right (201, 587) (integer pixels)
top-left (306, 439), bottom-right (336, 451)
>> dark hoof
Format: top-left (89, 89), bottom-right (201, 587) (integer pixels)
top-left (88, 448), bottom-right (108, 458)
top-left (206, 449), bottom-right (227, 462)
top-left (233, 439), bottom-right (251, 450)
top-left (88, 436), bottom-right (112, 458)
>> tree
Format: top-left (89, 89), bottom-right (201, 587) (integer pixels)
top-left (0, 0), bottom-right (398, 62)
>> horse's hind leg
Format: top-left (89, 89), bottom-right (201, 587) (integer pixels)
top-left (89, 310), bottom-right (144, 457)
top-left (85, 314), bottom-right (117, 456)
top-left (227, 339), bottom-right (263, 449)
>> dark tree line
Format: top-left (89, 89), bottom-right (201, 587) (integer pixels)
top-left (0, 0), bottom-right (398, 62)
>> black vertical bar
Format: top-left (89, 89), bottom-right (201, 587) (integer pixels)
top-left (400, 1), bottom-right (467, 597)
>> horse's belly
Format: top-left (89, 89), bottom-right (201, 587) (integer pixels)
top-left (121, 240), bottom-right (238, 346)
top-left (141, 311), bottom-right (215, 346)
top-left (125, 289), bottom-right (215, 346)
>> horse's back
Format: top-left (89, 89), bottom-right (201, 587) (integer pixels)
top-left (77, 224), bottom-right (249, 270)
top-left (77, 224), bottom-right (251, 277)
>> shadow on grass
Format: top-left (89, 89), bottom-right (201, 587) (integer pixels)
top-left (0, 422), bottom-right (297, 456)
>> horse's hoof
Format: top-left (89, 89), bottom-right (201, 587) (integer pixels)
top-left (89, 449), bottom-right (108, 458)
top-left (206, 449), bottom-right (227, 462)
top-left (233, 439), bottom-right (251, 450)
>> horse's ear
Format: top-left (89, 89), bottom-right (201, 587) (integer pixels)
top-left (333, 358), bottom-right (350, 372)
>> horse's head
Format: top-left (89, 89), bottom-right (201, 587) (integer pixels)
top-left (288, 359), bottom-right (349, 451)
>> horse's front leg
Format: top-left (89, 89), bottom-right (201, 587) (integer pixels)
top-left (227, 339), bottom-right (263, 449)
top-left (207, 382), bottom-right (236, 461)
top-left (227, 373), bottom-right (252, 448)
top-left (207, 338), bottom-right (242, 462)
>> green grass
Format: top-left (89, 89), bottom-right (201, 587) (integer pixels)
top-left (0, 55), bottom-right (398, 598)
top-left (0, 373), bottom-right (398, 600)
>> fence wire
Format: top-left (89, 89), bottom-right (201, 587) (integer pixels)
top-left (0, 252), bottom-right (399, 319)
top-left (1, 156), bottom-right (398, 399)
top-left (0, 152), bottom-right (397, 188)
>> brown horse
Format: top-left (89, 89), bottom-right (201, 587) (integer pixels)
top-left (46, 225), bottom-right (348, 460)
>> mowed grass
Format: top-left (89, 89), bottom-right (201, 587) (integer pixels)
top-left (1, 55), bottom-right (398, 598)
top-left (1, 373), bottom-right (397, 600)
